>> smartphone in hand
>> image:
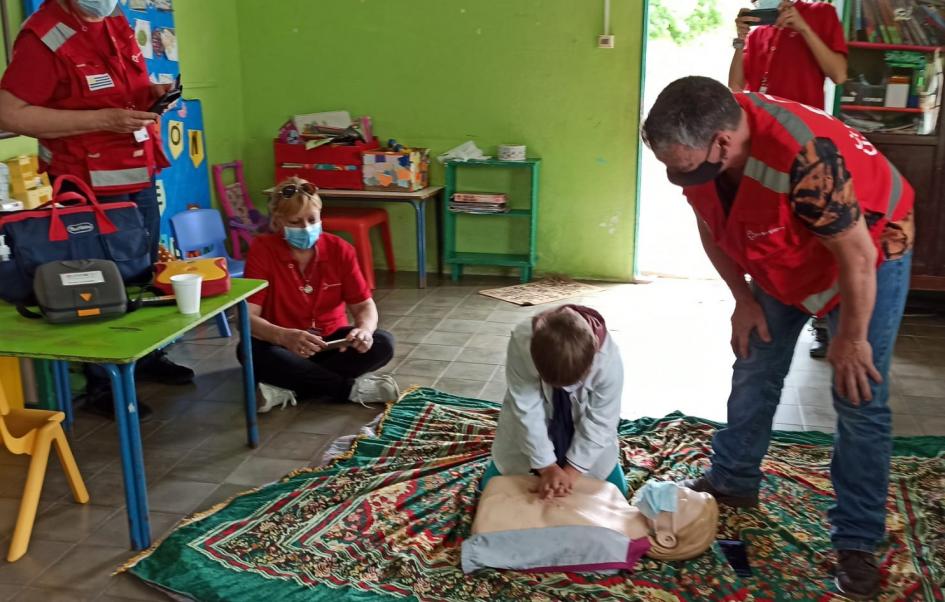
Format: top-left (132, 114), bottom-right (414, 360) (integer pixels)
top-left (148, 74), bottom-right (182, 115)
top-left (746, 8), bottom-right (779, 26)
top-left (323, 338), bottom-right (352, 351)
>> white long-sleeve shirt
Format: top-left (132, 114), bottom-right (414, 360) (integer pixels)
top-left (490, 317), bottom-right (624, 479)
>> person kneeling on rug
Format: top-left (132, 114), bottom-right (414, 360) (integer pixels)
top-left (483, 304), bottom-right (627, 498)
top-left (238, 177), bottom-right (399, 411)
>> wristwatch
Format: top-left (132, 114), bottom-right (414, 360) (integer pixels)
top-left (732, 37), bottom-right (745, 50)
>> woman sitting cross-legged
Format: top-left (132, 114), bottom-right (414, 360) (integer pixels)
top-left (238, 177), bottom-right (399, 410)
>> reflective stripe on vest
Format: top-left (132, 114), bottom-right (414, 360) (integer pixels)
top-left (40, 22), bottom-right (76, 52)
top-left (89, 167), bottom-right (150, 189)
top-left (746, 94), bottom-right (813, 147)
top-left (744, 158), bottom-right (790, 194)
top-left (38, 144), bottom-right (53, 165)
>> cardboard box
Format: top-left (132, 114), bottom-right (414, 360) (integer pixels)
top-left (14, 185), bottom-right (53, 209)
top-left (362, 149), bottom-right (430, 192)
top-left (5, 155), bottom-right (49, 194)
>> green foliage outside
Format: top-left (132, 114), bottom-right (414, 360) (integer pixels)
top-left (648, 0), bottom-right (724, 44)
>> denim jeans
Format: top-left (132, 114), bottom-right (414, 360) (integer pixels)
top-left (705, 252), bottom-right (912, 552)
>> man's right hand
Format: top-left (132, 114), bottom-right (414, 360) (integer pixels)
top-left (96, 108), bottom-right (159, 134)
top-left (736, 9), bottom-right (760, 41)
top-left (731, 298), bottom-right (771, 358)
top-left (280, 329), bottom-right (327, 359)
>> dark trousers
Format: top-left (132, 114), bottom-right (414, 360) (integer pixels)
top-left (238, 327), bottom-right (396, 402)
top-left (52, 176), bottom-right (164, 392)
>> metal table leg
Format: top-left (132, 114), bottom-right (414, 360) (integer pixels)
top-left (237, 300), bottom-right (260, 448)
top-left (52, 361), bottom-right (73, 431)
top-left (434, 193), bottom-right (444, 277)
top-left (103, 363), bottom-right (149, 549)
top-left (411, 200), bottom-right (427, 288)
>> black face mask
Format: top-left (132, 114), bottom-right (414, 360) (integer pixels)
top-left (665, 140), bottom-right (723, 187)
top-left (666, 160), bottom-right (723, 187)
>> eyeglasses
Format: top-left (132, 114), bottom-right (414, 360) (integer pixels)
top-left (277, 182), bottom-right (317, 199)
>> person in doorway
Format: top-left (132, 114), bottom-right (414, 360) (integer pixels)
top-left (0, 0), bottom-right (192, 420)
top-left (642, 76), bottom-right (914, 599)
top-left (239, 178), bottom-right (399, 408)
top-left (731, 0), bottom-right (849, 358)
top-left (483, 305), bottom-right (627, 500)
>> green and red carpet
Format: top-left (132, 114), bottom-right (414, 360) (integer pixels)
top-left (126, 388), bottom-right (945, 601)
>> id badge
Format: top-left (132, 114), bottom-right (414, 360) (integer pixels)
top-left (134, 127), bottom-right (150, 143)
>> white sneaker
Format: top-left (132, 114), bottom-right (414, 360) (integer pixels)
top-left (257, 383), bottom-right (298, 414)
top-left (348, 374), bottom-right (400, 406)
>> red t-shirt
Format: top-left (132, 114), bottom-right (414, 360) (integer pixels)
top-left (743, 1), bottom-right (847, 109)
top-left (244, 232), bottom-right (372, 336)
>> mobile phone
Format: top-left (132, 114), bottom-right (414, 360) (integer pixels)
top-left (746, 8), bottom-right (779, 25)
top-left (717, 539), bottom-right (752, 577)
top-left (148, 75), bottom-right (182, 114)
top-left (323, 338), bottom-right (351, 351)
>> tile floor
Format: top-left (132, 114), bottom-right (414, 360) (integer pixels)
top-left (1, 272), bottom-right (944, 600)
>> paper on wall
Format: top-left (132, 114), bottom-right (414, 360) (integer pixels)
top-left (135, 19), bottom-right (153, 59)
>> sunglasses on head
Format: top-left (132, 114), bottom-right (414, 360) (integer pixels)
top-left (278, 182), bottom-right (317, 198)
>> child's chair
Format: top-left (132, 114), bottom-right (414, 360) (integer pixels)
top-left (322, 207), bottom-right (395, 290)
top-left (0, 380), bottom-right (89, 562)
top-left (212, 161), bottom-right (269, 260)
top-left (170, 208), bottom-right (246, 338)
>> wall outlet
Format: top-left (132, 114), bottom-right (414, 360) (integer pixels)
top-left (598, 34), bottom-right (615, 49)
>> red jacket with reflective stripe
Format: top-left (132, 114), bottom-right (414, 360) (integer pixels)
top-left (24, 1), bottom-right (168, 195)
top-left (683, 93), bottom-right (914, 316)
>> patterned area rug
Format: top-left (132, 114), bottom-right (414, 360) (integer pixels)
top-left (126, 388), bottom-right (945, 601)
top-left (477, 279), bottom-right (603, 306)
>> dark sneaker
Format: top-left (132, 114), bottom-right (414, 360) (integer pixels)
top-left (835, 550), bottom-right (881, 600)
top-left (78, 387), bottom-right (154, 423)
top-left (136, 350), bottom-right (195, 386)
top-left (810, 326), bottom-right (830, 359)
top-left (680, 475), bottom-right (759, 509)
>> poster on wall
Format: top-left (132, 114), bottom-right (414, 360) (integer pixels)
top-left (157, 99), bottom-right (210, 255)
top-left (119, 0), bottom-right (179, 83)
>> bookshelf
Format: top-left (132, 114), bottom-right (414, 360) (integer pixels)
top-left (839, 1), bottom-right (945, 290)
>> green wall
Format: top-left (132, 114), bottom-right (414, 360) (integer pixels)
top-left (234, 0), bottom-right (644, 281)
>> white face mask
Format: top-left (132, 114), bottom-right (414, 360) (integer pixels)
top-left (754, 0), bottom-right (781, 10)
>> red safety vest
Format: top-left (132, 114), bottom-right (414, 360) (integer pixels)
top-left (24, 1), bottom-right (168, 195)
top-left (684, 93), bottom-right (914, 317)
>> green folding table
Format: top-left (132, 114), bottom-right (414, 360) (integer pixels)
top-left (0, 278), bottom-right (267, 550)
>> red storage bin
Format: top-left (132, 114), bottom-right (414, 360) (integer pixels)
top-left (274, 138), bottom-right (380, 190)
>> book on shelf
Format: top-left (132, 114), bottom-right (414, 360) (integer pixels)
top-left (449, 192), bottom-right (509, 214)
top-left (851, 0), bottom-right (945, 45)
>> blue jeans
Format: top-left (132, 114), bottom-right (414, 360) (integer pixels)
top-left (706, 252), bottom-right (912, 552)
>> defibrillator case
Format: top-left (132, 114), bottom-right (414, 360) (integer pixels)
top-left (33, 259), bottom-right (127, 323)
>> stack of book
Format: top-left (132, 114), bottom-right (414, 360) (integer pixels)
top-left (449, 192), bottom-right (508, 214)
top-left (850, 0), bottom-right (945, 46)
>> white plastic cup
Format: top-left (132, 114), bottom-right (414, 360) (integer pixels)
top-left (170, 274), bottom-right (203, 315)
top-left (498, 144), bottom-right (527, 161)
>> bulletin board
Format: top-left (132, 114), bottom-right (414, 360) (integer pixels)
top-left (118, 0), bottom-right (179, 84)
top-left (156, 99), bottom-right (209, 255)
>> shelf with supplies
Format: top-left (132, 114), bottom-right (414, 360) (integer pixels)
top-left (443, 158), bottom-right (540, 283)
top-left (840, 0), bottom-right (945, 290)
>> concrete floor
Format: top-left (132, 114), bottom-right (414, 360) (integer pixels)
top-left (1, 272), bottom-right (943, 601)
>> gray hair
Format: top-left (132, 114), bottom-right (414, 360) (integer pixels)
top-left (641, 76), bottom-right (742, 153)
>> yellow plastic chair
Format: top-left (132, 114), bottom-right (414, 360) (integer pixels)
top-left (0, 380), bottom-right (89, 562)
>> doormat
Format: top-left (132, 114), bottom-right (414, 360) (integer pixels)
top-left (478, 278), bottom-right (603, 306)
top-left (125, 388), bottom-right (945, 601)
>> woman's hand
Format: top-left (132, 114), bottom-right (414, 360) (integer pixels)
top-left (280, 329), bottom-right (326, 358)
top-left (344, 327), bottom-right (374, 353)
top-left (96, 108), bottom-right (159, 134)
top-left (736, 9), bottom-right (760, 41)
top-left (731, 298), bottom-right (771, 358)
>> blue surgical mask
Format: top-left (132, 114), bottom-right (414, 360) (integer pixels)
top-left (76, 0), bottom-right (119, 18)
top-left (754, 0), bottom-right (780, 10)
top-left (283, 221), bottom-right (322, 250)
